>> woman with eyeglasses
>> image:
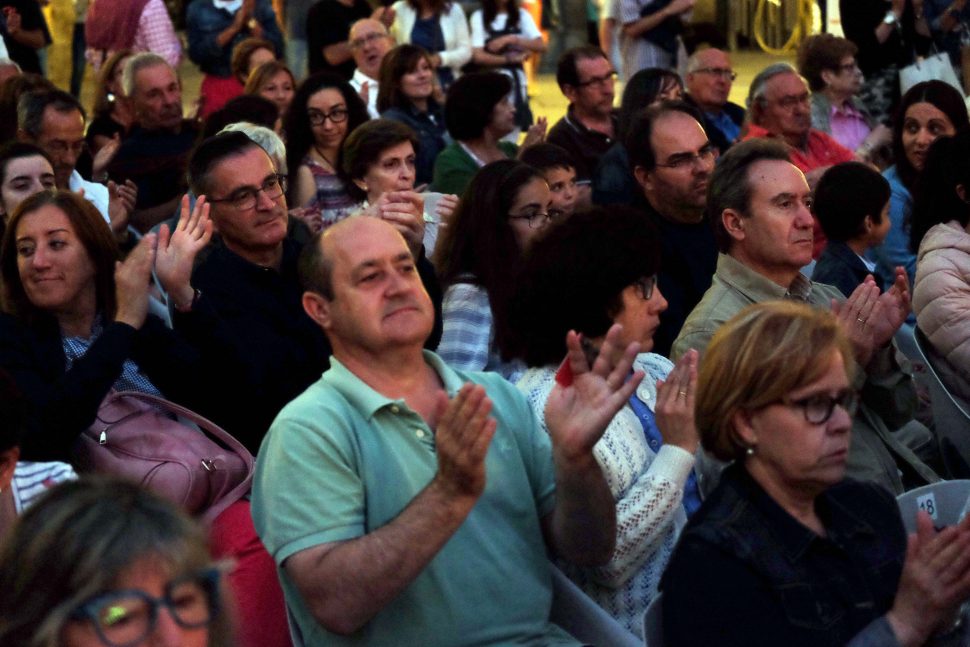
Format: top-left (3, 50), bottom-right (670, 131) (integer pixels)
top-left (0, 477), bottom-right (234, 646)
top-left (661, 301), bottom-right (970, 647)
top-left (797, 34), bottom-right (891, 163)
top-left (509, 206), bottom-right (701, 637)
top-left (284, 73), bottom-right (370, 233)
top-left (432, 159), bottom-right (555, 380)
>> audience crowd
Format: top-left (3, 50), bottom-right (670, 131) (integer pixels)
top-left (2, 1), bottom-right (970, 645)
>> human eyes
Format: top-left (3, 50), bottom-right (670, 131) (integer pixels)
top-left (406, 156), bottom-right (416, 167)
top-left (49, 239), bottom-right (67, 250)
top-left (10, 180), bottom-right (31, 191)
top-left (903, 120), bottom-right (920, 134)
top-left (41, 177), bottom-right (56, 190)
top-left (16, 242), bottom-right (35, 257)
top-left (382, 159), bottom-right (399, 170)
top-left (928, 121), bottom-right (950, 135)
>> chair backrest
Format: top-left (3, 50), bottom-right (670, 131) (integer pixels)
top-left (897, 480), bottom-right (970, 533)
top-left (912, 328), bottom-right (970, 477)
top-left (548, 565), bottom-right (641, 647)
top-left (642, 592), bottom-right (664, 647)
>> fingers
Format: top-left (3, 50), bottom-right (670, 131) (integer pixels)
top-left (595, 324), bottom-right (640, 391)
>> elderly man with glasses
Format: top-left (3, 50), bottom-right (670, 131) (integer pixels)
top-left (683, 47), bottom-right (746, 153)
top-left (741, 62), bottom-right (857, 258)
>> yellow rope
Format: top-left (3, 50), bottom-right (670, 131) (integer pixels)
top-left (753, 0), bottom-right (816, 55)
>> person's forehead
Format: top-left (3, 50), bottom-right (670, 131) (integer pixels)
top-left (650, 112), bottom-right (705, 155)
top-left (5, 155), bottom-right (53, 178)
top-left (135, 64), bottom-right (178, 91)
top-left (766, 72), bottom-right (806, 97)
top-left (308, 88), bottom-right (345, 110)
top-left (576, 55), bottom-right (610, 78)
top-left (351, 20), bottom-right (386, 38)
top-left (211, 147), bottom-right (275, 190)
top-left (697, 49), bottom-right (729, 68)
top-left (747, 159), bottom-right (809, 200)
top-left (327, 218), bottom-right (409, 271)
top-left (40, 107), bottom-right (84, 135)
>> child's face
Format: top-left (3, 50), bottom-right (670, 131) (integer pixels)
top-left (866, 201), bottom-right (892, 247)
top-left (543, 166), bottom-right (578, 217)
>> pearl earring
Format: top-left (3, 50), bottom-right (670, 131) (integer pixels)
top-left (746, 446), bottom-right (755, 456)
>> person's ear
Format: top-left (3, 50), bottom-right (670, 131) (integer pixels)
top-left (820, 69), bottom-right (836, 88)
top-left (0, 446), bottom-right (19, 493)
top-left (957, 183), bottom-right (967, 204)
top-left (352, 178), bottom-right (368, 194)
top-left (722, 209), bottom-right (746, 242)
top-left (731, 409), bottom-right (758, 450)
top-left (562, 83), bottom-right (579, 104)
top-left (633, 165), bottom-right (652, 191)
top-left (302, 291), bottom-right (333, 330)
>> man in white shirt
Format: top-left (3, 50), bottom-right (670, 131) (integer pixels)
top-left (16, 88), bottom-right (135, 235)
top-left (348, 18), bottom-right (393, 118)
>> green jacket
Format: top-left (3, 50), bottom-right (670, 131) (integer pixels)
top-left (431, 140), bottom-right (518, 196)
top-left (673, 253), bottom-right (939, 495)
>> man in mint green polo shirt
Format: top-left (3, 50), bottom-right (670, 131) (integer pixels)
top-left (251, 215), bottom-right (643, 645)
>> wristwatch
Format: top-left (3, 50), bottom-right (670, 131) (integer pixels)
top-left (883, 10), bottom-right (898, 24)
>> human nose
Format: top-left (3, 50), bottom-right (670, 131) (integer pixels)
top-left (795, 202), bottom-right (814, 228)
top-left (255, 187), bottom-right (276, 210)
top-left (828, 403), bottom-right (852, 433)
top-left (652, 285), bottom-right (669, 313)
top-left (29, 245), bottom-right (52, 269)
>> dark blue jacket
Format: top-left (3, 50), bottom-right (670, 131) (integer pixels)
top-left (812, 240), bottom-right (885, 298)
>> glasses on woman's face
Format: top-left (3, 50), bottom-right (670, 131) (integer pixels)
top-left (69, 568), bottom-right (220, 647)
top-left (508, 207), bottom-right (564, 229)
top-left (308, 107), bottom-right (349, 126)
top-left (783, 390), bottom-right (859, 425)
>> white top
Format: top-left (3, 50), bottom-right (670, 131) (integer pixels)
top-left (518, 352), bottom-right (696, 636)
top-left (13, 461), bottom-right (77, 514)
top-left (350, 68), bottom-right (380, 119)
top-left (469, 7), bottom-right (541, 93)
top-left (69, 170), bottom-right (111, 226)
top-left (389, 0), bottom-right (473, 72)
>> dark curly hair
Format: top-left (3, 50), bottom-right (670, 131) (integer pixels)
top-left (444, 72), bottom-right (512, 141)
top-left (504, 206), bottom-right (660, 365)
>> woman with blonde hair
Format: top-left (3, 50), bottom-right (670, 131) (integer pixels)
top-left (662, 301), bottom-right (970, 646)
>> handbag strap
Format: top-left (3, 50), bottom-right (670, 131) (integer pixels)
top-left (108, 391), bottom-right (255, 524)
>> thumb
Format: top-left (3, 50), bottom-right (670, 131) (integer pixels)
top-left (107, 180), bottom-right (117, 195)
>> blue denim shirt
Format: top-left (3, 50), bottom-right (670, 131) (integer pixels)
top-left (186, 0), bottom-right (284, 77)
top-left (661, 464), bottom-right (907, 647)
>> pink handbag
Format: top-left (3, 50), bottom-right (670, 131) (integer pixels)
top-left (72, 391), bottom-right (254, 524)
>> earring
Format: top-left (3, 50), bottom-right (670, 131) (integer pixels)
top-left (746, 446), bottom-right (755, 456)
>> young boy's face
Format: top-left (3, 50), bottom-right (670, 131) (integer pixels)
top-left (543, 165), bottom-right (578, 217)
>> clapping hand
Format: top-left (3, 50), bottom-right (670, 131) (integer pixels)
top-left (545, 325), bottom-right (643, 464)
top-left (114, 233), bottom-right (156, 329)
top-left (155, 195), bottom-right (213, 308)
top-left (377, 190), bottom-right (425, 257)
top-left (655, 349), bottom-right (699, 453)
top-left (832, 280), bottom-right (882, 367)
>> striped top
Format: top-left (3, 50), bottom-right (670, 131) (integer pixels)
top-left (13, 461), bottom-right (77, 514)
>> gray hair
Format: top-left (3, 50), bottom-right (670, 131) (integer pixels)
top-left (122, 52), bottom-right (173, 98)
top-left (219, 121), bottom-right (288, 175)
top-left (17, 89), bottom-right (84, 139)
top-left (746, 62), bottom-right (800, 110)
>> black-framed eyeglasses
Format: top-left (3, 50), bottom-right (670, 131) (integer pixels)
top-left (208, 174), bottom-right (287, 211)
top-left (69, 568), bottom-right (221, 647)
top-left (574, 72), bottom-right (617, 89)
top-left (783, 391), bottom-right (859, 425)
top-left (836, 62), bottom-right (861, 74)
top-left (508, 208), bottom-right (564, 229)
top-left (768, 92), bottom-right (812, 111)
top-left (308, 107), bottom-right (349, 126)
top-left (694, 67), bottom-right (737, 81)
top-left (633, 275), bottom-right (657, 300)
top-left (656, 143), bottom-right (719, 171)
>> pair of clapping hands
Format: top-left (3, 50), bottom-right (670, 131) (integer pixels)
top-left (432, 326), bottom-right (700, 501)
top-left (113, 196), bottom-right (213, 329)
top-left (831, 268), bottom-right (911, 368)
top-left (360, 190), bottom-right (460, 256)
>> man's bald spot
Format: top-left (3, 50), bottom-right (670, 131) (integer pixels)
top-left (307, 217), bottom-right (411, 299)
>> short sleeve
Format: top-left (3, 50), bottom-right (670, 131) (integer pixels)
top-left (518, 9), bottom-right (542, 39)
top-left (251, 396), bottom-right (366, 565)
top-left (469, 10), bottom-right (485, 47)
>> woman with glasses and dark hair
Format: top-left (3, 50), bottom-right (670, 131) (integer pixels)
top-left (0, 477), bottom-right (233, 646)
top-left (378, 44), bottom-right (449, 187)
top-left (432, 159), bottom-right (554, 380)
top-left (662, 300), bottom-right (970, 647)
top-left (510, 206), bottom-right (701, 637)
top-left (284, 72), bottom-right (370, 232)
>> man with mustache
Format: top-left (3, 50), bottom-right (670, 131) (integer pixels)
top-left (106, 53), bottom-right (199, 232)
top-left (673, 138), bottom-right (940, 496)
top-left (742, 63), bottom-right (855, 258)
top-left (628, 102), bottom-right (718, 357)
top-left (251, 213), bottom-right (634, 645)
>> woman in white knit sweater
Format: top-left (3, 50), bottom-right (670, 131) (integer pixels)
top-left (389, 0), bottom-right (472, 88)
top-left (506, 206), bottom-right (701, 636)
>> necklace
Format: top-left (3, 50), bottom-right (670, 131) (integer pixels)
top-left (313, 144), bottom-right (337, 170)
